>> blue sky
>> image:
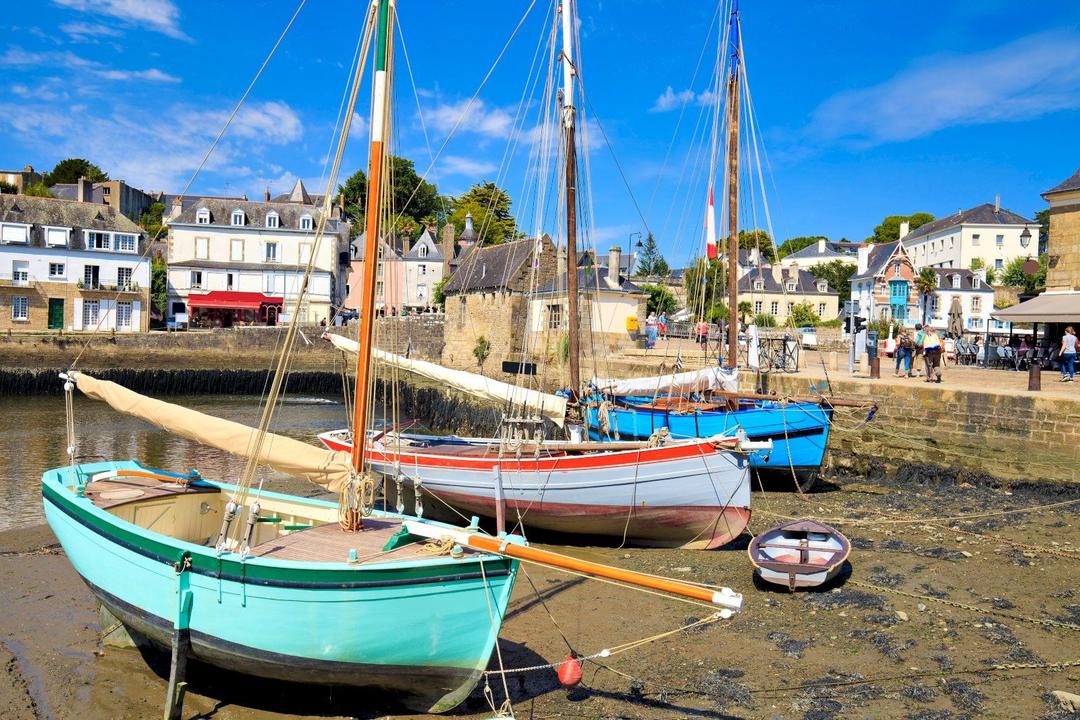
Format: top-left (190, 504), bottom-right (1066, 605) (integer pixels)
top-left (1, 1), bottom-right (1079, 266)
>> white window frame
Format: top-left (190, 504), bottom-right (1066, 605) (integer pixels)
top-left (418, 245), bottom-right (428, 258)
top-left (231, 209), bottom-right (245, 226)
top-left (818, 302), bottom-right (826, 315)
top-left (49, 262), bottom-right (65, 279)
top-left (82, 299), bottom-right (99, 326)
top-left (785, 281), bottom-right (797, 292)
top-left (83, 265), bottom-right (100, 289)
top-left (191, 270), bottom-right (203, 289)
top-left (951, 274), bottom-right (961, 289)
top-left (0, 222), bottom-right (30, 244)
top-left (995, 234), bottom-right (1004, 248)
top-left (115, 233), bottom-right (137, 253)
top-left (86, 230), bottom-right (111, 251)
top-left (752, 280), bottom-right (763, 291)
top-left (12, 260), bottom-right (29, 287)
top-left (265, 242), bottom-right (279, 263)
top-left (196, 208), bottom-right (211, 224)
top-left (117, 267), bottom-right (133, 289)
top-left (299, 214), bottom-right (314, 231)
top-left (419, 264), bottom-right (427, 276)
top-left (117, 301), bottom-right (132, 329)
top-left (195, 237), bottom-right (209, 260)
top-left (770, 301), bottom-right (779, 315)
top-left (265, 211), bottom-right (279, 229)
top-left (45, 226), bottom-right (70, 247)
top-left (816, 281), bottom-right (827, 292)
top-left (972, 233), bottom-right (980, 246)
top-left (11, 295), bottom-right (29, 321)
top-left (754, 300), bottom-right (762, 314)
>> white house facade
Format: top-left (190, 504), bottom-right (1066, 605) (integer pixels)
top-left (401, 229), bottom-right (444, 310)
top-left (921, 268), bottom-right (1000, 333)
top-left (901, 202), bottom-right (1040, 273)
top-left (0, 195), bottom-right (150, 332)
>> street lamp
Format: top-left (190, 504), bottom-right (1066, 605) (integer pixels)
top-left (627, 231), bottom-right (644, 276)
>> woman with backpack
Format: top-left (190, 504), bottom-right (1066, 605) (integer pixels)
top-left (922, 326), bottom-right (943, 383)
top-left (894, 329), bottom-right (913, 377)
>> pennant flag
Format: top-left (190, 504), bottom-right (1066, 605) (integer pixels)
top-left (705, 188), bottom-right (717, 259)
top-left (674, 349), bottom-right (684, 371)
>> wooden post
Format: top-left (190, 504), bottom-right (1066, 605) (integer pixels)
top-left (561, 0), bottom-right (581, 400)
top-left (870, 356), bottom-right (880, 379)
top-left (725, 35), bottom-right (741, 371)
top-left (1028, 362), bottom-right (1041, 391)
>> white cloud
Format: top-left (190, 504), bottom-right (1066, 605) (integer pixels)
top-left (808, 30), bottom-right (1080, 146)
top-left (425, 98), bottom-right (515, 139)
top-left (439, 155), bottom-right (498, 176)
top-left (348, 112), bottom-right (368, 140)
top-left (650, 85), bottom-right (716, 112)
top-left (591, 223), bottom-right (638, 245)
top-left (60, 21), bottom-right (122, 41)
top-left (0, 47), bottom-right (178, 83)
top-left (97, 68), bottom-right (179, 82)
top-left (52, 0), bottom-right (189, 41)
top-left (178, 101), bottom-right (304, 145)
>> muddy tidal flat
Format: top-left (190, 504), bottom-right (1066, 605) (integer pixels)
top-left (2, 470), bottom-right (1078, 720)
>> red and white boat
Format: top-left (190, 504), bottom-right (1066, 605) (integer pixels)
top-left (319, 429), bottom-right (755, 550)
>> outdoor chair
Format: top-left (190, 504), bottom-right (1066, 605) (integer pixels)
top-left (994, 346), bottom-right (1008, 368)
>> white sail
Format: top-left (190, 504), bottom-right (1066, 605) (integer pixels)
top-left (326, 333), bottom-right (568, 427)
top-left (591, 366), bottom-right (739, 397)
top-left (69, 372), bottom-right (353, 492)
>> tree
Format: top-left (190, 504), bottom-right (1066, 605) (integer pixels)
top-left (914, 267), bottom-right (938, 324)
top-left (777, 235), bottom-right (826, 259)
top-left (737, 228), bottom-right (776, 264)
top-left (23, 182), bottom-right (54, 197)
top-left (432, 276), bottom-right (450, 307)
top-left (789, 302), bottom-right (820, 327)
top-left (45, 158), bottom-right (107, 186)
top-left (0, 180), bottom-right (16, 194)
top-left (639, 283), bottom-right (677, 316)
top-left (472, 335), bottom-right (491, 374)
top-left (737, 300), bottom-right (753, 324)
top-left (448, 182), bottom-right (518, 244)
top-left (810, 260), bottom-right (857, 302)
top-left (634, 233), bottom-right (670, 277)
top-left (336, 156), bottom-right (443, 237)
top-left (151, 256), bottom-right (168, 317)
top-left (1035, 208), bottom-right (1049, 248)
top-left (140, 201), bottom-right (167, 238)
top-left (683, 256), bottom-right (725, 317)
top-left (754, 313), bottom-right (777, 328)
top-left (1000, 255), bottom-right (1047, 294)
top-left (866, 212), bottom-right (934, 244)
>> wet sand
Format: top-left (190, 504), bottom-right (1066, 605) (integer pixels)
top-left (2, 473), bottom-right (1078, 720)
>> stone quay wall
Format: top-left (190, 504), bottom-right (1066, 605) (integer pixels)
top-left (757, 372), bottom-right (1080, 485)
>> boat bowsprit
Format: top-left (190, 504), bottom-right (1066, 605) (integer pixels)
top-left (748, 519), bottom-right (850, 591)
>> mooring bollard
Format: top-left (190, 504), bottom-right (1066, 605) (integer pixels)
top-left (869, 356), bottom-right (880, 379)
top-left (1028, 362), bottom-right (1041, 391)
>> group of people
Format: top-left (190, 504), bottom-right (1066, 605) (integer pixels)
top-left (643, 312), bottom-right (668, 349)
top-left (893, 324), bottom-right (944, 383)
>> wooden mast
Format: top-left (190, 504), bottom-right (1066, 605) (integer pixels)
top-left (351, 0), bottom-right (393, 484)
top-left (561, 0), bottom-right (581, 399)
top-left (725, 3), bottom-right (741, 370)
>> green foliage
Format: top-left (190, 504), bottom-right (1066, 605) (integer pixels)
top-left (683, 256), bottom-right (725, 316)
top-left (738, 229), bottom-right (776, 264)
top-left (432, 276), bottom-right (450, 307)
top-left (634, 233), bottom-right (670, 277)
top-left (810, 260), bottom-right (856, 301)
top-left (868, 319), bottom-right (900, 336)
top-left (777, 235), bottom-right (826, 259)
top-left (867, 212), bottom-right (934, 244)
top-left (558, 332), bottom-right (570, 363)
top-left (151, 256), bottom-right (168, 316)
top-left (23, 182), bottom-right (54, 197)
top-left (754, 313), bottom-right (777, 328)
top-left (140, 202), bottom-right (166, 238)
top-left (737, 300), bottom-right (753, 323)
top-left (336, 156), bottom-right (443, 238)
top-left (639, 282), bottom-right (677, 316)
top-left (789, 302), bottom-right (821, 327)
top-left (971, 259), bottom-right (997, 284)
top-left (707, 302), bottom-right (728, 323)
top-left (818, 317), bottom-right (842, 328)
top-left (914, 267), bottom-right (938, 324)
top-left (45, 158), bottom-right (107, 186)
top-left (472, 335), bottom-right (491, 371)
top-left (1035, 208), bottom-right (1049, 245)
top-left (970, 257), bottom-right (985, 270)
top-left (448, 181), bottom-right (518, 244)
top-left (0, 180), bottom-right (17, 194)
top-left (1000, 255), bottom-right (1047, 294)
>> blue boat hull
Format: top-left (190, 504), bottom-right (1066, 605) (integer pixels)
top-left (586, 400), bottom-right (831, 480)
top-left (42, 461), bottom-right (518, 713)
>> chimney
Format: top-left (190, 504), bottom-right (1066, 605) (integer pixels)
top-left (994, 193), bottom-right (1000, 213)
top-left (464, 212), bottom-right (474, 236)
top-left (264, 186), bottom-right (271, 202)
top-left (899, 221), bottom-right (910, 240)
top-left (440, 221), bottom-right (456, 273)
top-left (770, 263), bottom-right (783, 284)
top-left (331, 204), bottom-right (341, 220)
top-left (747, 248), bottom-right (758, 266)
top-left (857, 245), bottom-right (871, 275)
top-left (77, 176), bottom-right (93, 203)
top-left (817, 238), bottom-right (826, 254)
top-left (169, 196), bottom-right (183, 221)
top-left (606, 246), bottom-right (622, 289)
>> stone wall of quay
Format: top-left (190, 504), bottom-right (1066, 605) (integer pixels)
top-left (757, 372), bottom-right (1080, 484)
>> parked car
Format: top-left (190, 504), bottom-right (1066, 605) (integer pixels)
top-left (796, 326), bottom-right (817, 348)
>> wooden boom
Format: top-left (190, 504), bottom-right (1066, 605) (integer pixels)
top-left (403, 521), bottom-right (743, 612)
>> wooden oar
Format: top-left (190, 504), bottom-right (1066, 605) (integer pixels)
top-left (403, 521), bottom-right (743, 613)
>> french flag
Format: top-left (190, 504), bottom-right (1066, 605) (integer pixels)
top-left (705, 188), bottom-right (717, 259)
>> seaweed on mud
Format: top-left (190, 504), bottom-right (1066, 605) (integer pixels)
top-left (863, 614), bottom-right (899, 627)
top-left (850, 537), bottom-right (874, 550)
top-left (847, 629), bottom-right (916, 660)
top-left (809, 589), bottom-right (886, 611)
top-left (868, 566), bottom-right (905, 587)
top-left (980, 619), bottom-right (1042, 664)
top-left (1049, 589), bottom-right (1074, 599)
top-left (801, 698), bottom-right (843, 720)
top-left (901, 684), bottom-right (938, 703)
top-left (1054, 604), bottom-right (1080, 625)
top-left (989, 597), bottom-right (1015, 610)
top-left (1008, 549), bottom-right (1033, 566)
top-left (767, 631), bottom-right (813, 659)
top-left (878, 539), bottom-right (965, 561)
top-left (931, 654), bottom-right (955, 672)
top-left (697, 669), bottom-right (752, 711)
top-left (844, 683), bottom-right (886, 703)
top-left (942, 679), bottom-right (986, 712)
top-left (1041, 691), bottom-right (1080, 720)
top-left (921, 583), bottom-right (950, 598)
top-left (680, 616), bottom-right (710, 636)
top-left (908, 711), bottom-right (967, 720)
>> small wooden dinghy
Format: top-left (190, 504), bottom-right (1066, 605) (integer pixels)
top-left (748, 519), bottom-right (850, 591)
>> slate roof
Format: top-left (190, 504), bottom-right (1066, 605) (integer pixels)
top-left (737, 266), bottom-right (836, 295)
top-left (929, 268), bottom-right (993, 291)
top-left (536, 266), bottom-right (645, 295)
top-left (576, 249), bottom-right (638, 273)
top-left (404, 229), bottom-right (444, 261)
top-left (161, 193), bottom-right (249, 215)
top-left (50, 183), bottom-right (105, 203)
top-left (0, 195), bottom-right (145, 252)
top-left (350, 232), bottom-right (402, 261)
top-left (900, 203), bottom-right (1034, 244)
top-left (443, 237), bottom-right (542, 295)
top-left (784, 240), bottom-right (861, 261)
top-left (1044, 168), bottom-right (1080, 196)
top-left (173, 198), bottom-right (340, 232)
top-left (850, 241), bottom-right (901, 281)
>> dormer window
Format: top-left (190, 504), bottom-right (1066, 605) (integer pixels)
top-left (753, 280), bottom-right (764, 291)
top-left (816, 281), bottom-right (827, 293)
top-left (418, 244), bottom-right (428, 258)
top-left (973, 277), bottom-right (981, 289)
top-left (299, 214), bottom-right (314, 231)
top-left (230, 209), bottom-right (245, 226)
top-left (951, 274), bottom-right (961, 289)
top-left (265, 211), bottom-right (279, 229)
top-left (196, 208), bottom-right (210, 224)
top-left (786, 281), bottom-right (797, 292)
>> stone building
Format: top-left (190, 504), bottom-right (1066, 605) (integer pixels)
top-left (738, 263), bottom-right (840, 323)
top-left (0, 165), bottom-right (43, 193)
top-left (51, 177), bottom-right (157, 221)
top-left (441, 236), bottom-right (558, 378)
top-left (849, 241), bottom-right (918, 326)
top-left (0, 195), bottom-right (150, 332)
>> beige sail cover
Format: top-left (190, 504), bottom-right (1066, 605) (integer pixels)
top-left (326, 333), bottom-right (567, 427)
top-left (71, 372), bottom-right (353, 492)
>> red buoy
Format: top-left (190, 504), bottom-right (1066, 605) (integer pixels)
top-left (557, 653), bottom-right (582, 688)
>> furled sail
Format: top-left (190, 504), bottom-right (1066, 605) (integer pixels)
top-left (325, 333), bottom-right (568, 427)
top-left (69, 372), bottom-right (353, 492)
top-left (591, 366), bottom-right (739, 397)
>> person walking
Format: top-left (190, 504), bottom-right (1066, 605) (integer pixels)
top-left (645, 313), bottom-right (659, 350)
top-left (912, 323), bottom-right (925, 377)
top-left (1060, 326), bottom-right (1078, 382)
top-left (922, 326), bottom-right (943, 383)
top-left (695, 318), bottom-right (709, 352)
top-left (658, 311), bottom-right (668, 339)
top-left (894, 329), bottom-right (913, 377)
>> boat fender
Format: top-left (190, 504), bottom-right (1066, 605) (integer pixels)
top-left (557, 652), bottom-right (582, 688)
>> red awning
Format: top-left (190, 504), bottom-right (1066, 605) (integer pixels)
top-left (188, 291), bottom-right (284, 310)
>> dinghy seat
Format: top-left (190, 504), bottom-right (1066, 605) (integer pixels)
top-left (84, 473), bottom-right (219, 510)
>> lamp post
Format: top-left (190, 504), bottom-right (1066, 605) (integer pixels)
top-left (627, 232), bottom-right (644, 276)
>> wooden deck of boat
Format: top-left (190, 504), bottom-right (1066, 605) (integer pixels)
top-left (249, 520), bottom-right (452, 564)
top-left (85, 475), bottom-right (219, 509)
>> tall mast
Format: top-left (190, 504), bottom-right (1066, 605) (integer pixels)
top-left (352, 0), bottom-right (393, 476)
top-left (725, 2), bottom-right (741, 370)
top-left (560, 0), bottom-right (581, 398)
